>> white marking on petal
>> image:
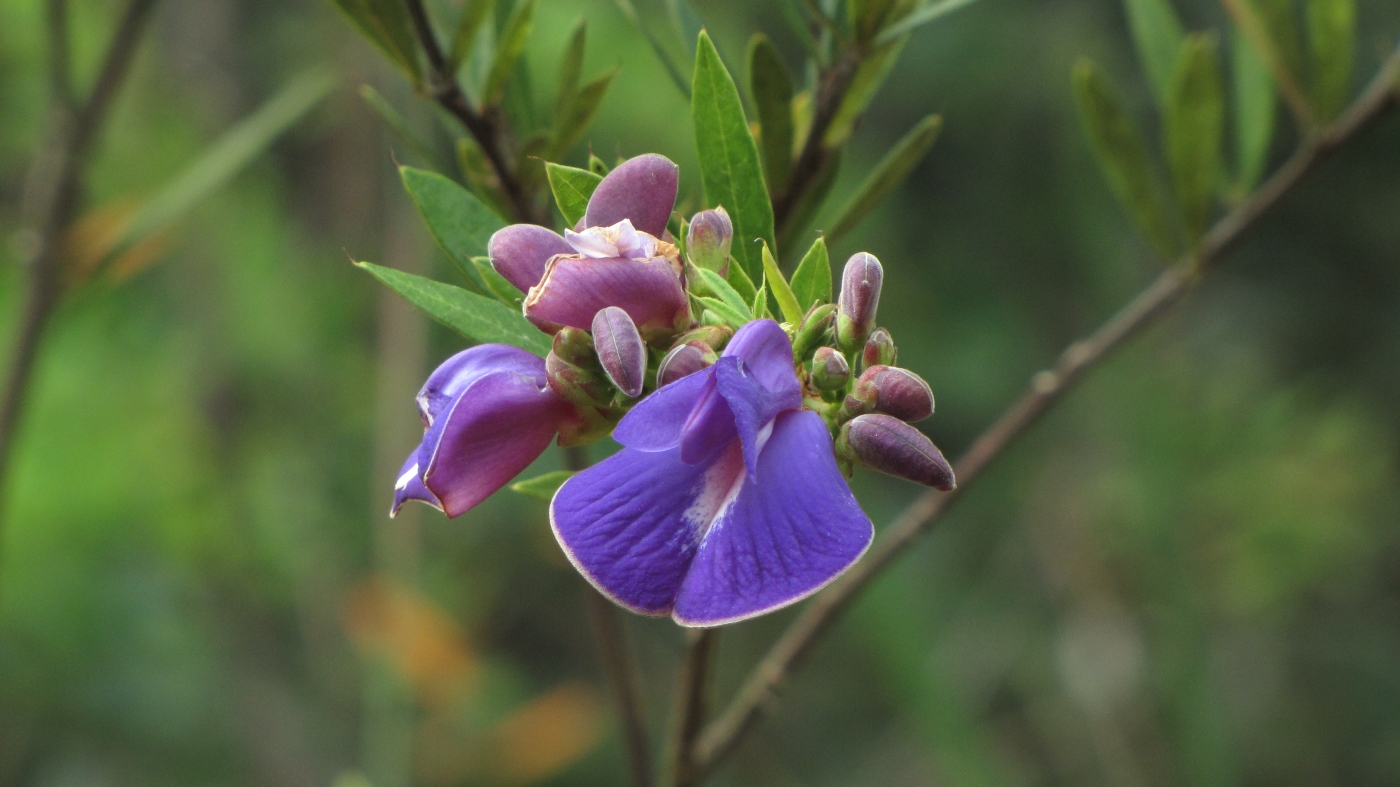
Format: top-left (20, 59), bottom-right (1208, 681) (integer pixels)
top-left (564, 219), bottom-right (659, 260)
top-left (395, 463), bottom-right (420, 490)
top-left (682, 444), bottom-right (746, 545)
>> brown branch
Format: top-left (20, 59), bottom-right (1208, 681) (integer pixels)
top-left (773, 52), bottom-right (857, 241)
top-left (665, 629), bottom-right (718, 787)
top-left (400, 0), bottom-right (539, 224)
top-left (690, 45), bottom-right (1400, 780)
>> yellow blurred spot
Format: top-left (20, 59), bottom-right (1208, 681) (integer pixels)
top-left (344, 577), bottom-right (479, 709)
top-left (489, 682), bottom-right (606, 783)
top-left (60, 200), bottom-right (170, 287)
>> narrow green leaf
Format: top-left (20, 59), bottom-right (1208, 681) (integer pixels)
top-left (1306, 0), bottom-right (1354, 122)
top-left (470, 256), bottom-right (525, 304)
top-left (748, 34), bottom-right (795, 195)
top-left (1224, 0), bottom-right (1310, 123)
top-left (588, 154), bottom-right (611, 176)
top-left (329, 0), bottom-right (422, 79)
top-left (1230, 27), bottom-right (1276, 193)
top-left (692, 30), bottom-right (776, 280)
top-left (1072, 59), bottom-right (1179, 257)
top-left (1164, 34), bottom-right (1225, 244)
top-left (613, 0), bottom-right (691, 97)
top-left (114, 70), bottom-right (335, 258)
top-left (751, 283), bottom-right (771, 319)
top-left (484, 0), bottom-right (537, 107)
top-left (694, 268), bottom-right (753, 320)
top-left (400, 166), bottom-right (507, 294)
top-left (875, 0), bottom-right (980, 46)
top-left (726, 258), bottom-right (758, 305)
top-left (826, 115), bottom-right (942, 244)
top-left (789, 235), bottom-right (831, 309)
top-left (825, 39), bottom-right (905, 147)
top-left (760, 242), bottom-right (804, 324)
top-left (359, 84), bottom-right (441, 168)
top-left (511, 470), bottom-right (575, 501)
top-left (449, 0), bottom-right (497, 70)
top-left (697, 296), bottom-right (751, 329)
top-left (1123, 0), bottom-right (1186, 109)
top-left (356, 262), bottom-right (551, 356)
top-left (545, 163), bottom-right (603, 227)
top-left (778, 150), bottom-right (841, 250)
top-left (555, 20), bottom-right (587, 119)
top-left (847, 0), bottom-right (897, 44)
top-left (550, 68), bottom-right (619, 159)
top-left (455, 137), bottom-right (514, 219)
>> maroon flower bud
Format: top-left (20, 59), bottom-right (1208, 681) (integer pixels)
top-left (836, 252), bottom-right (883, 351)
top-left (657, 341), bottom-right (717, 387)
top-left (810, 347), bottom-right (850, 392)
top-left (592, 307), bottom-right (646, 398)
top-left (862, 327), bottom-right (896, 369)
top-left (552, 327), bottom-right (595, 367)
top-left (840, 376), bottom-right (877, 421)
top-left (859, 365), bottom-right (934, 422)
top-left (685, 207), bottom-right (733, 275)
top-left (841, 414), bottom-right (955, 490)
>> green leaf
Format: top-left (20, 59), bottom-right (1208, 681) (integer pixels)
top-left (1225, 0), bottom-right (1310, 122)
top-left (1164, 34), bottom-right (1225, 244)
top-left (112, 70), bottom-right (335, 260)
top-left (1123, 0), bottom-right (1186, 109)
top-left (612, 0), bottom-right (692, 97)
top-left (356, 262), bottom-right (551, 356)
top-left (550, 68), bottom-right (619, 159)
top-left (778, 150), bottom-right (841, 250)
top-left (694, 268), bottom-right (753, 320)
top-left (359, 84), bottom-right (442, 168)
top-left (588, 154), bottom-right (611, 176)
top-left (449, 0), bottom-right (497, 70)
top-left (875, 0), bottom-right (980, 46)
top-left (760, 241), bottom-right (804, 324)
top-left (455, 137), bottom-right (514, 219)
top-left (751, 283), bottom-right (771, 319)
top-left (555, 19), bottom-right (587, 119)
top-left (825, 39), bottom-right (905, 147)
top-left (545, 163), bottom-right (603, 227)
top-left (789, 235), bottom-right (831, 309)
top-left (1072, 59), bottom-right (1179, 257)
top-left (1231, 28), bottom-right (1276, 193)
top-left (400, 166), bottom-right (507, 294)
top-left (1306, 0), bottom-right (1354, 122)
top-left (484, 0), bottom-right (537, 107)
top-left (511, 470), bottom-right (575, 501)
top-left (726, 256), bottom-right (759, 304)
top-left (697, 296), bottom-right (751, 329)
top-left (470, 256), bottom-right (525, 304)
top-left (827, 115), bottom-right (942, 244)
top-left (692, 30), bottom-right (776, 281)
top-left (329, 0), bottom-right (422, 79)
top-left (748, 34), bottom-right (795, 195)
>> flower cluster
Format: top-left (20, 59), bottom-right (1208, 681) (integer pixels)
top-left (393, 153), bottom-right (954, 626)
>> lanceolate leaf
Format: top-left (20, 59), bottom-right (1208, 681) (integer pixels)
top-left (449, 0), bottom-right (497, 70)
top-left (1123, 0), bottom-right (1186, 109)
top-left (748, 34), bottom-right (795, 194)
top-left (455, 137), bottom-right (514, 219)
top-left (726, 258), bottom-right (759, 305)
top-left (357, 262), bottom-right (552, 356)
top-left (875, 0), bottom-right (980, 46)
top-left (1164, 34), bottom-right (1225, 244)
top-left (1306, 0), bottom-right (1354, 123)
top-left (545, 163), bottom-right (603, 227)
top-left (359, 85), bottom-right (441, 168)
top-left (789, 235), bottom-right (831, 309)
top-left (511, 470), bottom-right (575, 501)
top-left (400, 166), bottom-right (507, 294)
top-left (761, 241), bottom-right (804, 325)
top-left (550, 68), bottom-right (619, 158)
top-left (697, 296), bottom-right (751, 329)
top-left (330, 0), bottom-right (422, 79)
top-left (826, 115), bottom-right (942, 245)
top-left (825, 38), bottom-right (906, 147)
top-left (484, 0), bottom-right (538, 107)
top-left (613, 0), bottom-right (691, 97)
top-left (1230, 28), bottom-right (1276, 193)
top-left (1072, 59), bottom-right (1179, 257)
top-left (1224, 0), bottom-right (1310, 122)
top-left (470, 256), bottom-right (525, 304)
top-left (694, 268), bottom-right (753, 320)
top-left (555, 20), bottom-right (587, 118)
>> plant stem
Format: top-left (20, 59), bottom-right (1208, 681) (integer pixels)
top-left (666, 628), bottom-right (718, 787)
top-left (690, 45), bottom-right (1400, 781)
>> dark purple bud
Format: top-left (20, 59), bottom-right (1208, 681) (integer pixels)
top-left (810, 347), bottom-right (850, 392)
top-left (685, 207), bottom-right (733, 274)
top-left (836, 252), bottom-right (883, 351)
top-left (858, 365), bottom-right (935, 422)
top-left (840, 376), bottom-right (877, 421)
top-left (656, 341), bottom-right (717, 387)
top-left (545, 351), bottom-right (611, 407)
top-left (584, 153), bottom-right (679, 237)
top-left (841, 414), bottom-right (955, 490)
top-left (552, 327), bottom-right (595, 367)
top-left (862, 327), bottom-right (896, 369)
top-left (592, 307), bottom-right (646, 398)
top-left (488, 224), bottom-right (573, 293)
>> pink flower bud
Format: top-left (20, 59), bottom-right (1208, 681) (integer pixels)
top-left (841, 414), bottom-right (955, 490)
top-left (685, 207), bottom-right (733, 274)
top-left (862, 327), bottom-right (896, 369)
top-left (657, 341), bottom-right (717, 387)
top-left (836, 252), bottom-right (883, 351)
top-left (858, 365), bottom-right (934, 423)
top-left (810, 347), bottom-right (850, 392)
top-left (592, 307), bottom-right (646, 398)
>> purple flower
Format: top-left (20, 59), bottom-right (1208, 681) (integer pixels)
top-left (550, 320), bottom-right (874, 627)
top-left (393, 345), bottom-right (580, 518)
top-left (486, 154), bottom-right (690, 340)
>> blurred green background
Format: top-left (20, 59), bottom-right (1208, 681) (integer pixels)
top-left (2, 0), bottom-right (1399, 785)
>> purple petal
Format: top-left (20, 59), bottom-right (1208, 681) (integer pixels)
top-left (551, 441), bottom-right (746, 615)
top-left (418, 344), bottom-right (547, 426)
top-left (422, 371), bottom-right (572, 516)
top-left (672, 410), bottom-right (873, 626)
top-left (712, 357), bottom-right (800, 479)
top-left (612, 365), bottom-right (715, 451)
top-left (391, 451), bottom-right (441, 516)
top-left (584, 154), bottom-right (679, 237)
top-left (722, 319), bottom-right (801, 401)
top-left (488, 224), bottom-right (573, 292)
top-left (678, 379), bottom-right (738, 465)
top-left (524, 255), bottom-right (689, 339)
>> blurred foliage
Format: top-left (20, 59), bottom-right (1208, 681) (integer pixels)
top-left (0, 0), bottom-right (1398, 785)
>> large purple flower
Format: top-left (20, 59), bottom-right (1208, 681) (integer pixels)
top-left (393, 344), bottom-right (580, 518)
top-left (487, 154), bottom-right (690, 340)
top-left (550, 320), bottom-right (874, 627)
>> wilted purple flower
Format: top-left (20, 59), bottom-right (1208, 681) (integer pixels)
top-left (393, 345), bottom-right (580, 518)
top-left (487, 154), bottom-right (690, 339)
top-left (550, 320), bottom-right (874, 627)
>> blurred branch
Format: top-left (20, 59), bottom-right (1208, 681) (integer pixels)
top-left (691, 43), bottom-right (1400, 779)
top-left (401, 0), bottom-right (541, 224)
top-left (665, 628), bottom-right (717, 787)
top-left (0, 0), bottom-right (160, 563)
top-left (772, 52), bottom-right (857, 244)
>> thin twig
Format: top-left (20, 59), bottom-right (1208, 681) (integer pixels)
top-left (666, 629), bottom-right (718, 787)
top-left (690, 46), bottom-right (1400, 779)
top-left (400, 0), bottom-right (539, 224)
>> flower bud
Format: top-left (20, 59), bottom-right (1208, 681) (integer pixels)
top-left (552, 327), bottom-right (595, 367)
top-left (685, 207), bottom-right (733, 275)
top-left (840, 414), bottom-right (955, 490)
top-left (791, 302), bottom-right (837, 361)
top-left (657, 341), bottom-right (717, 387)
top-left (840, 376), bottom-right (877, 421)
top-left (592, 306), bottom-right (646, 398)
top-left (545, 352), bottom-right (611, 407)
top-left (673, 324), bottom-right (732, 353)
top-left (862, 327), bottom-right (896, 369)
top-left (810, 347), bottom-right (850, 392)
top-left (858, 365), bottom-right (934, 422)
top-left (836, 252), bottom-right (883, 351)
